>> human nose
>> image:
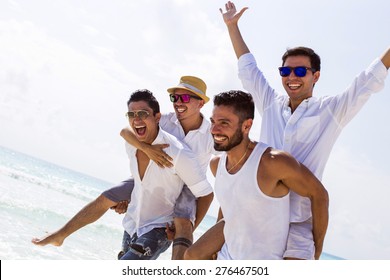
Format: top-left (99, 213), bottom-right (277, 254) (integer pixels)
top-left (287, 69), bottom-right (297, 78)
top-left (210, 123), bottom-right (220, 134)
top-left (175, 96), bottom-right (184, 104)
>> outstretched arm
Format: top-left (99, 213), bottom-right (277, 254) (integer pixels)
top-left (380, 47), bottom-right (390, 69)
top-left (120, 127), bottom-right (173, 168)
top-left (220, 1), bottom-right (250, 59)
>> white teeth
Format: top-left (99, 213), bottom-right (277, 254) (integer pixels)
top-left (288, 83), bottom-right (301, 90)
top-left (135, 125), bottom-right (146, 129)
top-left (214, 135), bottom-right (227, 141)
top-left (176, 107), bottom-right (186, 113)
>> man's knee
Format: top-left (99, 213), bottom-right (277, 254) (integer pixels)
top-left (95, 194), bottom-right (117, 210)
top-left (183, 246), bottom-right (196, 260)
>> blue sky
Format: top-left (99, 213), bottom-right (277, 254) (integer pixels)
top-left (0, 0), bottom-right (389, 259)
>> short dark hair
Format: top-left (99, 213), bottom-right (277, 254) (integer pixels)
top-left (213, 90), bottom-right (254, 122)
top-left (127, 89), bottom-right (160, 115)
top-left (282, 46), bottom-right (321, 72)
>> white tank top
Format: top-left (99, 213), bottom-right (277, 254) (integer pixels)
top-left (216, 142), bottom-right (290, 260)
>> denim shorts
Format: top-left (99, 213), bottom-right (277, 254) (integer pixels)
top-left (118, 228), bottom-right (172, 260)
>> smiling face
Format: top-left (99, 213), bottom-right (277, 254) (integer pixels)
top-left (210, 105), bottom-right (245, 152)
top-left (281, 55), bottom-right (320, 110)
top-left (172, 88), bottom-right (204, 121)
top-left (127, 100), bottom-right (160, 144)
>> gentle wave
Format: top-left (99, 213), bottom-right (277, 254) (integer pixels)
top-left (0, 166), bottom-right (101, 202)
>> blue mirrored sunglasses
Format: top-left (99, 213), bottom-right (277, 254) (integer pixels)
top-left (278, 66), bottom-right (316, 77)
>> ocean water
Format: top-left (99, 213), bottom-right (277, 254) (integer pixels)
top-left (0, 145), bottom-right (340, 260)
top-left (0, 145), bottom-right (216, 260)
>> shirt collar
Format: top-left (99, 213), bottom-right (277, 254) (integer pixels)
top-left (151, 127), bottom-right (165, 145)
top-left (169, 112), bottom-right (209, 134)
top-left (283, 96), bottom-right (317, 112)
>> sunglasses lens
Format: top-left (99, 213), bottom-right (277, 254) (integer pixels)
top-left (294, 67), bottom-right (307, 77)
top-left (279, 67), bottom-right (291, 77)
top-left (138, 111), bottom-right (148, 119)
top-left (180, 94), bottom-right (191, 103)
top-left (170, 94), bottom-right (192, 103)
top-left (127, 111), bottom-right (149, 120)
top-left (169, 94), bottom-right (177, 103)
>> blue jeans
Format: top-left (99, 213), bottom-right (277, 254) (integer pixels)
top-left (119, 228), bottom-right (172, 260)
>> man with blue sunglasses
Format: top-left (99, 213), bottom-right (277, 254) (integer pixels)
top-left (186, 1), bottom-right (390, 260)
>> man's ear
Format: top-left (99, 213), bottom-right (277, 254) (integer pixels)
top-left (313, 71), bottom-right (320, 85)
top-left (155, 112), bottom-right (161, 123)
top-left (198, 99), bottom-right (205, 109)
top-left (242, 119), bottom-right (253, 132)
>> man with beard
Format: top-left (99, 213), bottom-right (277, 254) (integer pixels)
top-left (190, 90), bottom-right (328, 260)
top-left (185, 1), bottom-right (389, 260)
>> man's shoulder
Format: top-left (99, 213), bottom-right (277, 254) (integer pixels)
top-left (159, 128), bottom-right (184, 147)
top-left (260, 146), bottom-right (297, 172)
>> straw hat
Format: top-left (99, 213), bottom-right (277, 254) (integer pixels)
top-left (167, 76), bottom-right (209, 103)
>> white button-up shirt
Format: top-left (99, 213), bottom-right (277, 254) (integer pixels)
top-left (238, 53), bottom-right (388, 222)
top-left (122, 128), bottom-right (213, 237)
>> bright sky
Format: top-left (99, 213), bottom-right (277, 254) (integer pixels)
top-left (1, 0), bottom-right (389, 259)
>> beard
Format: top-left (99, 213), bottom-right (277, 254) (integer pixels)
top-left (214, 127), bottom-right (244, 152)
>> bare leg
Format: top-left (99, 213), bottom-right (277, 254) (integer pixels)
top-left (184, 220), bottom-right (225, 260)
top-left (32, 194), bottom-right (117, 246)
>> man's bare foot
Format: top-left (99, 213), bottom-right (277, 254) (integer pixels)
top-left (31, 232), bottom-right (64, 247)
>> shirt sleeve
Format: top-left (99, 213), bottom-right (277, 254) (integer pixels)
top-left (125, 142), bottom-right (136, 157)
top-left (174, 147), bottom-right (213, 198)
top-left (159, 113), bottom-right (169, 130)
top-left (238, 53), bottom-right (278, 115)
top-left (330, 58), bottom-right (388, 127)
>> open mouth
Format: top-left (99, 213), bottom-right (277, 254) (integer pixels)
top-left (175, 106), bottom-right (187, 113)
top-left (213, 135), bottom-right (228, 143)
top-left (287, 83), bottom-right (302, 90)
top-left (134, 125), bottom-right (146, 136)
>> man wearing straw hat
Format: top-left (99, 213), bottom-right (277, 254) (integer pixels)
top-left (33, 75), bottom-right (216, 260)
top-left (118, 75), bottom-right (216, 259)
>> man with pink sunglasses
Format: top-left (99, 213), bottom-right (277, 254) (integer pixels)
top-left (33, 76), bottom-right (217, 260)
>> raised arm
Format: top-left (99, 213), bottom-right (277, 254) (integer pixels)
top-left (381, 47), bottom-right (390, 69)
top-left (120, 127), bottom-right (173, 168)
top-left (220, 1), bottom-right (250, 59)
top-left (266, 151), bottom-right (329, 260)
